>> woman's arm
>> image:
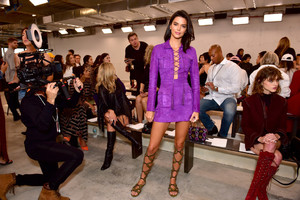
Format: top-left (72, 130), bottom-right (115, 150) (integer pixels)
top-left (241, 99), bottom-right (261, 149)
top-left (147, 46), bottom-right (159, 112)
top-left (189, 48), bottom-right (200, 113)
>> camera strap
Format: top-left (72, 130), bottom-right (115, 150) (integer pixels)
top-left (36, 94), bottom-right (61, 134)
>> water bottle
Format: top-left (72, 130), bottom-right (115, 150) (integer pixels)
top-left (92, 127), bottom-right (98, 138)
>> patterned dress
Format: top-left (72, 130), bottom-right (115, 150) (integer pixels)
top-left (60, 78), bottom-right (93, 142)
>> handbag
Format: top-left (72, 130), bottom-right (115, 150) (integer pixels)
top-left (142, 122), bottom-right (152, 134)
top-left (273, 136), bottom-right (300, 185)
top-left (188, 122), bottom-right (207, 143)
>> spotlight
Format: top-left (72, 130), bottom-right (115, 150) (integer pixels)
top-left (232, 16), bottom-right (249, 25)
top-left (198, 18), bottom-right (213, 26)
top-left (121, 26), bottom-right (133, 33)
top-left (29, 0), bottom-right (48, 6)
top-left (102, 28), bottom-right (113, 34)
top-left (59, 29), bottom-right (68, 35)
top-left (75, 27), bottom-right (85, 32)
top-left (263, 12), bottom-right (283, 22)
top-left (144, 25), bottom-right (156, 32)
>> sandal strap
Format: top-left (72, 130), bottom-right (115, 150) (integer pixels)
top-left (140, 151), bottom-right (156, 179)
top-left (170, 148), bottom-right (183, 180)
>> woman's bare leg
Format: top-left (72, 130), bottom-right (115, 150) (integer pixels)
top-left (135, 95), bottom-right (144, 123)
top-left (169, 121), bottom-right (190, 196)
top-left (141, 97), bottom-right (148, 113)
top-left (131, 122), bottom-right (170, 196)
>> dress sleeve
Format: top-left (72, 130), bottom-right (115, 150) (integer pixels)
top-left (147, 46), bottom-right (159, 112)
top-left (241, 99), bottom-right (260, 150)
top-left (189, 48), bottom-right (200, 112)
top-left (97, 86), bottom-right (109, 118)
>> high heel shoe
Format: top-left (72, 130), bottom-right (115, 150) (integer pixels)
top-left (131, 151), bottom-right (156, 197)
top-left (168, 147), bottom-right (183, 197)
top-left (78, 137), bottom-right (88, 151)
top-left (0, 160), bottom-right (13, 166)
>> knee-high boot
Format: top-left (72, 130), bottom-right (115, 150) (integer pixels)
top-left (101, 131), bottom-right (116, 170)
top-left (245, 151), bottom-right (275, 200)
top-left (257, 165), bottom-right (278, 200)
top-left (111, 120), bottom-right (141, 150)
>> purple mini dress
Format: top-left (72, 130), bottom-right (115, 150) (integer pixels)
top-left (147, 40), bottom-right (200, 122)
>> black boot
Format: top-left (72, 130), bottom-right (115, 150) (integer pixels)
top-left (101, 131), bottom-right (116, 170)
top-left (111, 120), bottom-right (142, 150)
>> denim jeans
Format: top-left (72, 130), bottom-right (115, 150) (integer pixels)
top-left (199, 98), bottom-right (237, 137)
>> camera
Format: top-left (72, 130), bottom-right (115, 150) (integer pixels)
top-left (17, 52), bottom-right (63, 85)
top-left (16, 23), bottom-right (72, 99)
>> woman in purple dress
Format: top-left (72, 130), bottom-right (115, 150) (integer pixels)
top-left (131, 10), bottom-right (200, 197)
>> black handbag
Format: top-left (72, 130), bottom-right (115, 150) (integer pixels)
top-left (142, 122), bottom-right (153, 134)
top-left (274, 137), bottom-right (300, 185)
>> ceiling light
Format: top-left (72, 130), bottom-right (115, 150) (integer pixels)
top-left (144, 25), bottom-right (156, 32)
top-left (121, 26), bottom-right (133, 33)
top-left (40, 29), bottom-right (52, 33)
top-left (232, 16), bottom-right (249, 25)
top-left (75, 27), bottom-right (85, 33)
top-left (32, 14), bottom-right (36, 17)
top-left (263, 13), bottom-right (283, 22)
top-left (59, 29), bottom-right (68, 35)
top-left (102, 28), bottom-right (112, 34)
top-left (29, 0), bottom-right (48, 6)
top-left (198, 18), bottom-right (213, 26)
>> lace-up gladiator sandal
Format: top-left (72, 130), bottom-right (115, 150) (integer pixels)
top-left (168, 147), bottom-right (184, 197)
top-left (131, 151), bottom-right (156, 197)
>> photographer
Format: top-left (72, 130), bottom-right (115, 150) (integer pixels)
top-left (0, 27), bottom-right (84, 200)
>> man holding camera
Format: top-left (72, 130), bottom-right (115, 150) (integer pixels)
top-left (0, 26), bottom-right (84, 200)
top-left (3, 37), bottom-right (20, 121)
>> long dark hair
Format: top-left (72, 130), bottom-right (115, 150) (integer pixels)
top-left (83, 55), bottom-right (91, 65)
top-left (164, 10), bottom-right (194, 53)
top-left (92, 55), bottom-right (102, 68)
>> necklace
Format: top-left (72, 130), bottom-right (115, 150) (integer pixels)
top-left (36, 94), bottom-right (61, 133)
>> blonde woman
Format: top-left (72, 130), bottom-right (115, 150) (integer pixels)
top-left (95, 62), bottom-right (141, 170)
top-left (135, 45), bottom-right (154, 123)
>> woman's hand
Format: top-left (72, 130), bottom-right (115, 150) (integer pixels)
top-left (145, 111), bottom-right (155, 122)
top-left (259, 133), bottom-right (278, 144)
top-left (105, 109), bottom-right (117, 124)
top-left (46, 82), bottom-right (59, 105)
top-left (190, 112), bottom-right (199, 122)
top-left (73, 78), bottom-right (83, 93)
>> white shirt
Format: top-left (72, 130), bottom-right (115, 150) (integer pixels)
top-left (204, 58), bottom-right (243, 105)
top-left (248, 64), bottom-right (290, 98)
top-left (3, 48), bottom-right (16, 82)
top-left (63, 66), bottom-right (73, 84)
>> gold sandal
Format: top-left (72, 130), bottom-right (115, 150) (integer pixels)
top-left (168, 147), bottom-right (183, 197)
top-left (131, 151), bottom-right (156, 197)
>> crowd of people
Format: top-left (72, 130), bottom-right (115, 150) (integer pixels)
top-left (0, 9), bottom-right (299, 200)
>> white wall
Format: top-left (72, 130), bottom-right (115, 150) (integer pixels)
top-left (48, 14), bottom-right (300, 81)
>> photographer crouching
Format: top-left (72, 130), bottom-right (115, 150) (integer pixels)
top-left (0, 25), bottom-right (84, 200)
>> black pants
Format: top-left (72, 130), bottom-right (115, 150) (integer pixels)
top-left (4, 83), bottom-right (20, 118)
top-left (16, 141), bottom-right (83, 190)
